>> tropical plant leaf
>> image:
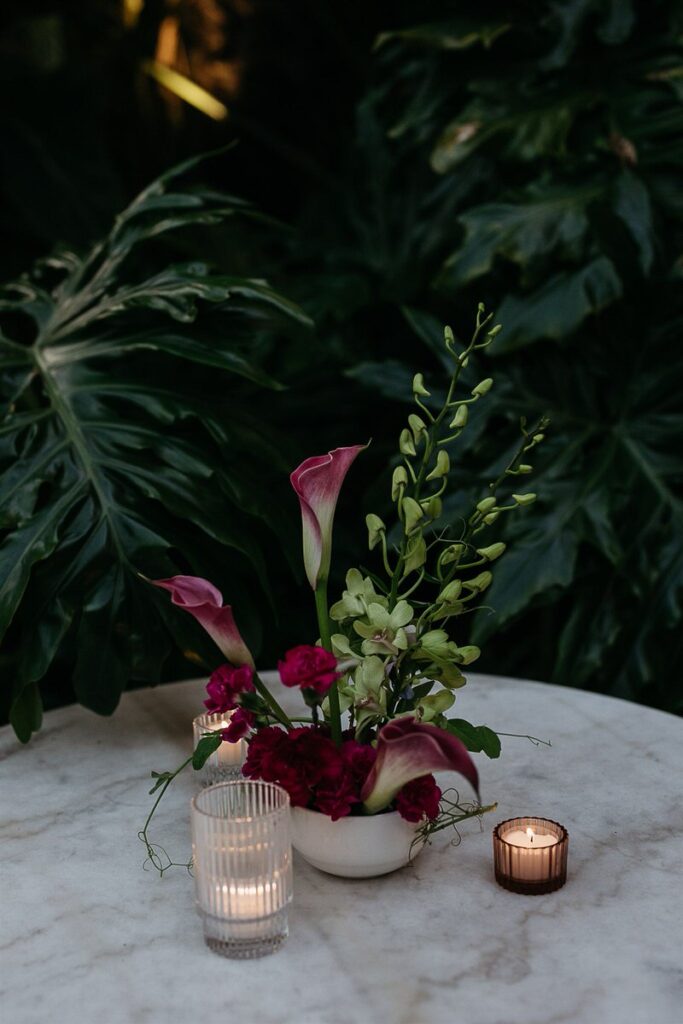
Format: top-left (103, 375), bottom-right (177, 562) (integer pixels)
top-left (338, 1), bottom-right (682, 714)
top-left (437, 189), bottom-right (597, 290)
top-left (0, 156), bottom-right (310, 740)
top-left (493, 257), bottom-right (623, 351)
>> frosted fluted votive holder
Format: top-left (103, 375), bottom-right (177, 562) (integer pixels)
top-left (191, 781), bottom-right (292, 958)
top-left (193, 713), bottom-right (246, 786)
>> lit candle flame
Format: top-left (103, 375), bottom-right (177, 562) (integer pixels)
top-left (526, 827), bottom-right (535, 844)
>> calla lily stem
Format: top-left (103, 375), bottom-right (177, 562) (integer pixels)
top-left (315, 578), bottom-right (342, 745)
top-left (253, 672), bottom-right (292, 729)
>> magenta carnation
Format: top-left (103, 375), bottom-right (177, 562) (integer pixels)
top-left (243, 724), bottom-right (359, 815)
top-left (395, 774), bottom-right (442, 823)
top-left (221, 708), bottom-right (255, 743)
top-left (242, 725), bottom-right (289, 778)
top-left (278, 645), bottom-right (340, 696)
top-left (313, 769), bottom-right (358, 820)
top-left (204, 663), bottom-right (255, 714)
top-left (341, 739), bottom-right (377, 788)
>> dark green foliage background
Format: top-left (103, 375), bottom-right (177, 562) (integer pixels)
top-left (1, 0), bottom-right (681, 736)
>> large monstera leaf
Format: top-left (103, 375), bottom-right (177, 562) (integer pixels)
top-left (0, 155), bottom-right (310, 741)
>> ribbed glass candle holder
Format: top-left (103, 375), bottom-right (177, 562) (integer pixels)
top-left (493, 816), bottom-right (568, 894)
top-left (192, 713), bottom-right (246, 787)
top-left (191, 781), bottom-right (292, 958)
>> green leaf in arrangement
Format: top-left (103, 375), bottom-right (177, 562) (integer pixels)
top-left (445, 718), bottom-right (501, 758)
top-left (192, 733), bottom-right (223, 770)
top-left (0, 155), bottom-right (310, 740)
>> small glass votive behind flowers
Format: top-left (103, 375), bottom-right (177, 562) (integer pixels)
top-left (493, 816), bottom-right (568, 894)
top-left (191, 781), bottom-right (292, 959)
top-left (193, 713), bottom-right (246, 786)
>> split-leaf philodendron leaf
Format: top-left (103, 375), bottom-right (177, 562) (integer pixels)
top-left (0, 154), bottom-right (310, 741)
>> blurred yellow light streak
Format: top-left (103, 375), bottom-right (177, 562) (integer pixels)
top-left (123, 0), bottom-right (145, 29)
top-left (142, 59), bottom-right (229, 121)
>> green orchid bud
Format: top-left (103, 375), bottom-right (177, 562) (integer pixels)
top-left (449, 405), bottom-right (468, 430)
top-left (402, 496), bottom-right (424, 534)
top-left (399, 428), bottom-right (416, 456)
top-left (472, 378), bottom-right (493, 397)
top-left (455, 645), bottom-right (480, 665)
top-left (421, 495), bottom-right (442, 520)
top-left (444, 325), bottom-right (454, 345)
top-left (417, 689), bottom-right (455, 721)
top-left (437, 579), bottom-right (462, 603)
top-left (331, 634), bottom-right (354, 657)
top-left (513, 493), bottom-right (537, 506)
top-left (488, 324), bottom-right (502, 338)
top-left (420, 629), bottom-right (451, 658)
top-left (366, 513), bottom-right (386, 550)
top-left (518, 464), bottom-right (532, 474)
top-left (463, 571), bottom-right (493, 593)
top-left (391, 465), bottom-right (409, 501)
top-left (426, 449), bottom-right (450, 481)
top-left (476, 542), bottom-right (506, 561)
top-left (477, 302), bottom-right (485, 313)
top-left (483, 511), bottom-right (500, 525)
top-left (476, 496), bottom-right (496, 514)
top-left (533, 433), bottom-right (545, 443)
top-left (458, 354), bottom-right (469, 367)
top-left (402, 533), bottom-right (426, 576)
top-left (412, 373), bottom-right (430, 397)
top-left (440, 542), bottom-right (465, 565)
top-left (408, 413), bottom-right (428, 443)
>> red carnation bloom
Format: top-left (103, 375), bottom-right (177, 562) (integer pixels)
top-left (341, 739), bottom-right (377, 790)
top-left (242, 726), bottom-right (288, 780)
top-left (221, 708), bottom-right (255, 743)
top-left (395, 774), bottom-right (442, 823)
top-left (204, 663), bottom-right (255, 715)
top-left (276, 728), bottom-right (341, 787)
top-left (243, 725), bottom-right (347, 810)
top-left (278, 645), bottom-right (340, 697)
top-left (313, 767), bottom-right (359, 820)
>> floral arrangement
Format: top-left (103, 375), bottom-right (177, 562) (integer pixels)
top-left (140, 306), bottom-right (547, 871)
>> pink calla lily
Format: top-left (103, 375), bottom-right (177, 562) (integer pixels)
top-left (291, 445), bottom-right (367, 589)
top-left (148, 574), bottom-right (254, 667)
top-left (361, 717), bottom-right (479, 814)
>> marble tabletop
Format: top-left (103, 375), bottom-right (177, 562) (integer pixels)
top-left (2, 672), bottom-right (682, 1024)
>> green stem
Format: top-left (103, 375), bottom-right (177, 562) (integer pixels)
top-left (253, 672), bottom-right (292, 728)
top-left (387, 316), bottom-right (492, 609)
top-left (421, 801), bottom-right (498, 839)
top-left (315, 579), bottom-right (342, 745)
top-left (138, 755), bottom-right (193, 876)
top-left (442, 415), bottom-right (548, 587)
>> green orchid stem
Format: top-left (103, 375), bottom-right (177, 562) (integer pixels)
top-left (442, 415), bottom-right (548, 587)
top-left (315, 578), bottom-right (342, 745)
top-left (387, 316), bottom-right (492, 609)
top-left (253, 672), bottom-right (292, 729)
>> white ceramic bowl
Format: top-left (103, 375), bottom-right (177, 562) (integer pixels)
top-left (291, 806), bottom-right (424, 878)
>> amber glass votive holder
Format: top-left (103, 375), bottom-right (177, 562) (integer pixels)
top-left (493, 817), bottom-right (568, 894)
